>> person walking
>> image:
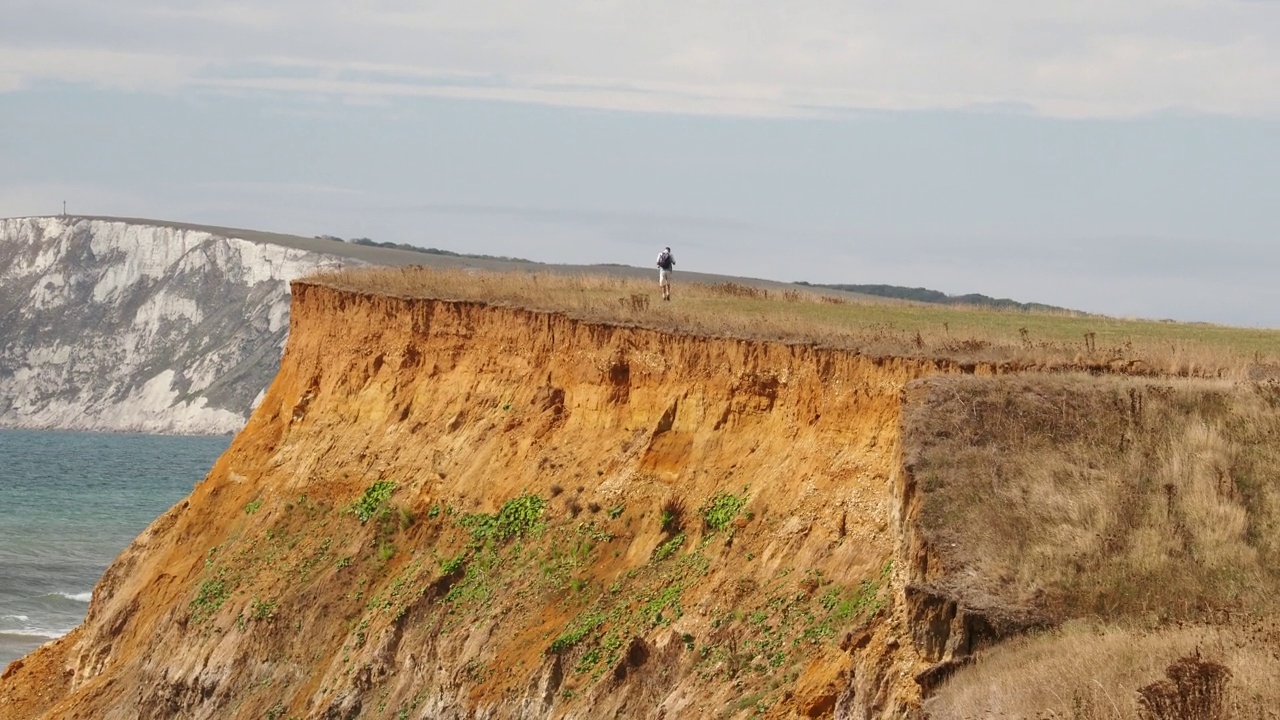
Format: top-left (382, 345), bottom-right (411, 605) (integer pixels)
top-left (656, 246), bottom-right (675, 301)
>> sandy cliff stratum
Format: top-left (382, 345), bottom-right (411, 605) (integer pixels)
top-left (0, 281), bottom-right (1151, 718)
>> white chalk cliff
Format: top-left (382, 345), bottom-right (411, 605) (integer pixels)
top-left (0, 217), bottom-right (355, 434)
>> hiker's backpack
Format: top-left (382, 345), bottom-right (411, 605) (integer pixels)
top-left (658, 252), bottom-right (673, 270)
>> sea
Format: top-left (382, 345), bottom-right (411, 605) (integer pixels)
top-left (0, 429), bottom-right (229, 670)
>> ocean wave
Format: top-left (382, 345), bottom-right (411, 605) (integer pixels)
top-left (1, 615), bottom-right (31, 622)
top-left (0, 627), bottom-right (70, 640)
top-left (55, 591), bottom-right (93, 603)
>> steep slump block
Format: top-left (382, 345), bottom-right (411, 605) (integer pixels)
top-left (1, 282), bottom-right (1023, 719)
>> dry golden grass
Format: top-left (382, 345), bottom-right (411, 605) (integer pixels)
top-left (305, 266), bottom-right (1280, 379)
top-left (925, 619), bottom-right (1280, 719)
top-left (905, 374), bottom-right (1280, 621)
top-left (907, 374), bottom-right (1280, 715)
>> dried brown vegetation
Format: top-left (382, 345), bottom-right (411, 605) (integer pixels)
top-left (906, 375), bottom-right (1280, 621)
top-left (909, 375), bottom-right (1280, 718)
top-left (925, 622), bottom-right (1280, 719)
top-left (1136, 651), bottom-right (1231, 720)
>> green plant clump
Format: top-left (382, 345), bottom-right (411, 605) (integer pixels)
top-left (549, 613), bottom-right (605, 654)
top-left (440, 553), bottom-right (466, 575)
top-left (460, 493), bottom-right (547, 545)
top-left (250, 597), bottom-right (278, 621)
top-left (189, 576), bottom-right (231, 622)
top-left (651, 532), bottom-right (686, 563)
top-left (350, 480), bottom-right (396, 523)
top-left (703, 491), bottom-right (748, 532)
top-left (377, 541), bottom-right (397, 563)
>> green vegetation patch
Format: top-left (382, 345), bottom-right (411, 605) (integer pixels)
top-left (350, 479), bottom-right (396, 523)
top-left (435, 494), bottom-right (578, 614)
top-left (459, 493), bottom-right (547, 546)
top-left (531, 499), bottom-right (879, 689)
top-left (549, 612), bottom-right (606, 654)
top-left (364, 558), bottom-right (432, 621)
top-left (443, 546), bottom-right (502, 606)
top-left (187, 500), bottom-right (341, 630)
top-left (541, 521), bottom-right (613, 592)
top-left (250, 597), bottom-right (278, 622)
top-left (651, 532), bottom-right (686, 563)
top-left (544, 546), bottom-right (711, 680)
top-left (702, 490), bottom-right (748, 532)
top-left (189, 573), bottom-right (232, 623)
top-left (694, 565), bottom-right (891, 684)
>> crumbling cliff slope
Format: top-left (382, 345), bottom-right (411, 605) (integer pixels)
top-left (1, 281), bottom-right (1028, 718)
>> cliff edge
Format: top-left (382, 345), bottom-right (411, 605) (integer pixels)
top-left (0, 279), bottom-right (969, 718)
top-left (5, 274), bottom-right (1278, 718)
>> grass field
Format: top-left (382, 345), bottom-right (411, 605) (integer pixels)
top-left (308, 265), bottom-right (1280, 379)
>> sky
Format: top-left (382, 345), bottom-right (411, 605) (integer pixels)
top-left (2, 2), bottom-right (1279, 327)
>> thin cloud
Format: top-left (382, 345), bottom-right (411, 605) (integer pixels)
top-left (192, 72), bottom-right (822, 119)
top-left (382, 202), bottom-right (765, 234)
top-left (193, 181), bottom-right (369, 198)
top-left (0, 46), bottom-right (200, 92)
top-left (1, 1), bottom-right (1279, 118)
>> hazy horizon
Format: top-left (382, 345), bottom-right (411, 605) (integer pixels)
top-left (3, 2), bottom-right (1278, 327)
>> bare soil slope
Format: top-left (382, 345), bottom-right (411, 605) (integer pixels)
top-left (1, 282), bottom-right (970, 718)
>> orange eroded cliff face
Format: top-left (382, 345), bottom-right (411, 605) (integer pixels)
top-left (1, 283), bottom-right (959, 719)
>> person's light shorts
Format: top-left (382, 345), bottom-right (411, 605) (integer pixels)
top-left (659, 269), bottom-right (671, 286)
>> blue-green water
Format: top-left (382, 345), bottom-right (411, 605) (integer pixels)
top-left (0, 430), bottom-right (229, 669)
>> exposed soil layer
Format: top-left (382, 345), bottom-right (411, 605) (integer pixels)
top-left (2, 283), bottom-right (1041, 719)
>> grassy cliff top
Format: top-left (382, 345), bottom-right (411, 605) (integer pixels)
top-left (307, 265), bottom-right (1280, 379)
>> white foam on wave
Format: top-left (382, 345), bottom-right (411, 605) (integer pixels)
top-left (0, 627), bottom-right (69, 640)
top-left (56, 591), bottom-right (92, 603)
top-left (1, 614), bottom-right (31, 622)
